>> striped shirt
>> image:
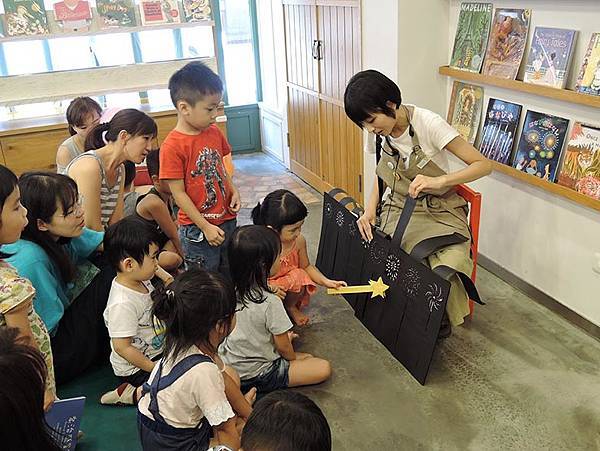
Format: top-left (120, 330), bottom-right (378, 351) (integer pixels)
top-left (56, 136), bottom-right (83, 175)
top-left (67, 150), bottom-right (123, 228)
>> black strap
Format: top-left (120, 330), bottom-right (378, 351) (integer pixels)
top-left (375, 135), bottom-right (385, 211)
top-left (432, 265), bottom-right (484, 305)
top-left (410, 233), bottom-right (469, 262)
top-left (337, 196), bottom-right (363, 216)
top-left (391, 196), bottom-right (417, 248)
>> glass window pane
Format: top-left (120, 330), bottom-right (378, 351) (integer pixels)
top-left (219, 0), bottom-right (257, 105)
top-left (104, 92), bottom-right (142, 109)
top-left (11, 101), bottom-right (62, 119)
top-left (3, 40), bottom-right (47, 75)
top-left (146, 89), bottom-right (174, 108)
top-left (48, 36), bottom-right (95, 71)
top-left (91, 34), bottom-right (135, 67)
top-left (181, 26), bottom-right (215, 58)
top-left (138, 29), bottom-right (177, 62)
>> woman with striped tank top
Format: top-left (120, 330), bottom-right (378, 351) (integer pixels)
top-left (67, 109), bottom-right (157, 231)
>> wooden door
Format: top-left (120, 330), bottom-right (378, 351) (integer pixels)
top-left (283, 1), bottom-right (322, 189)
top-left (317, 1), bottom-right (362, 201)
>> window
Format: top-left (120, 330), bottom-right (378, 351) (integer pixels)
top-left (218, 0), bottom-right (258, 105)
top-left (181, 26), bottom-right (215, 58)
top-left (48, 36), bottom-right (95, 71)
top-left (90, 34), bottom-right (136, 67)
top-left (137, 29), bottom-right (178, 62)
top-left (2, 41), bottom-right (48, 75)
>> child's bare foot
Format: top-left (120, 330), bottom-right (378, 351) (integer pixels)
top-left (244, 387), bottom-right (257, 406)
top-left (288, 330), bottom-right (300, 341)
top-left (289, 306), bottom-right (309, 326)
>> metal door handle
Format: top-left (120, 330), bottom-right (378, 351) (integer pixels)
top-left (312, 40), bottom-right (319, 59)
top-left (316, 40), bottom-right (323, 60)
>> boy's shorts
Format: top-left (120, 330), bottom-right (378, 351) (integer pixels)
top-left (179, 219), bottom-right (236, 272)
top-left (240, 358), bottom-right (290, 394)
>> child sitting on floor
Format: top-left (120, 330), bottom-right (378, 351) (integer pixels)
top-left (0, 165), bottom-right (56, 411)
top-left (220, 225), bottom-right (332, 396)
top-left (241, 390), bottom-right (331, 451)
top-left (138, 268), bottom-right (254, 451)
top-left (252, 190), bottom-right (346, 325)
top-left (101, 216), bottom-right (173, 405)
top-left (135, 148), bottom-right (183, 272)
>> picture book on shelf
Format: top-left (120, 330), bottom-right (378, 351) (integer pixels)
top-left (558, 122), bottom-right (600, 200)
top-left (447, 81), bottom-right (483, 145)
top-left (479, 98), bottom-right (522, 165)
top-left (182, 0), bottom-right (211, 22)
top-left (96, 0), bottom-right (137, 28)
top-left (575, 33), bottom-right (600, 97)
top-left (3, 0), bottom-right (49, 36)
top-left (449, 2), bottom-right (493, 73)
top-left (524, 27), bottom-right (577, 89)
top-left (53, 0), bottom-right (92, 32)
top-left (140, 0), bottom-right (181, 25)
top-left (513, 110), bottom-right (569, 182)
top-left (482, 8), bottom-right (531, 80)
top-left (45, 396), bottom-right (86, 451)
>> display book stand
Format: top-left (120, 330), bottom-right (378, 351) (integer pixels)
top-left (439, 66), bottom-right (600, 214)
top-left (316, 189), bottom-right (483, 385)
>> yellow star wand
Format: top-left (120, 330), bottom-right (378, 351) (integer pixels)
top-left (327, 277), bottom-right (390, 299)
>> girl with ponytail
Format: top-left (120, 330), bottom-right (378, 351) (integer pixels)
top-left (67, 108), bottom-right (157, 231)
top-left (137, 268), bottom-right (254, 451)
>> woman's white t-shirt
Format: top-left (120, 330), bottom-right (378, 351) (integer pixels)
top-left (137, 346), bottom-right (235, 429)
top-left (365, 105), bottom-right (459, 174)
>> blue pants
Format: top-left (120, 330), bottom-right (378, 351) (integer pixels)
top-left (179, 219), bottom-right (236, 273)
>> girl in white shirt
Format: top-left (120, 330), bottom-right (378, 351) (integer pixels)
top-left (137, 269), bottom-right (249, 451)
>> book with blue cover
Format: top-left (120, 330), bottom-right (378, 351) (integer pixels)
top-left (513, 110), bottom-right (569, 182)
top-left (479, 98), bottom-right (522, 165)
top-left (45, 396), bottom-right (86, 451)
top-left (524, 27), bottom-right (577, 89)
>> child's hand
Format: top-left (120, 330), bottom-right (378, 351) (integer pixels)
top-left (44, 389), bottom-right (55, 412)
top-left (323, 279), bottom-right (347, 289)
top-left (269, 284), bottom-right (286, 300)
top-left (230, 188), bottom-right (241, 213)
top-left (204, 223), bottom-right (225, 246)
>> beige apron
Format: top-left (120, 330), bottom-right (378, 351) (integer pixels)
top-left (375, 113), bottom-right (473, 326)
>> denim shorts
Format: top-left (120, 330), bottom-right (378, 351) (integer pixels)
top-left (179, 219), bottom-right (236, 273)
top-left (240, 358), bottom-right (290, 395)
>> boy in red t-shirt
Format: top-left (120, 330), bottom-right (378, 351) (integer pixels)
top-left (160, 62), bottom-right (241, 272)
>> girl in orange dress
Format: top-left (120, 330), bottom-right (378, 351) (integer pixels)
top-left (252, 190), bottom-right (346, 326)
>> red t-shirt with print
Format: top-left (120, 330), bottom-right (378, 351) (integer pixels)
top-left (159, 126), bottom-right (235, 226)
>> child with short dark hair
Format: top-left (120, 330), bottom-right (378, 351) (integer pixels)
top-left (56, 96), bottom-right (102, 174)
top-left (137, 268), bottom-right (244, 450)
top-left (161, 61), bottom-right (241, 273)
top-left (101, 216), bottom-right (173, 405)
top-left (220, 225), bottom-right (332, 396)
top-left (135, 148), bottom-right (184, 271)
top-left (252, 190), bottom-right (346, 325)
top-left (241, 391), bottom-right (331, 451)
top-left (0, 327), bottom-right (61, 451)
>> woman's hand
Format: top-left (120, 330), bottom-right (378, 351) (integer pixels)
top-left (357, 208), bottom-right (376, 242)
top-left (408, 174), bottom-right (448, 198)
top-left (323, 278), bottom-right (347, 289)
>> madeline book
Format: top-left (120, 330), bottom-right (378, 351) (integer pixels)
top-left (482, 8), bottom-right (531, 80)
top-left (557, 122), bottom-right (600, 200)
top-left (3, 0), bottom-right (49, 36)
top-left (45, 396), bottom-right (86, 451)
top-left (449, 2), bottom-right (493, 73)
top-left (512, 110), bottom-right (569, 182)
top-left (524, 27), bottom-right (577, 89)
top-left (96, 0), bottom-right (137, 28)
top-left (446, 81), bottom-right (483, 145)
top-left (575, 33), bottom-right (600, 97)
top-left (53, 0), bottom-right (92, 32)
top-left (182, 0), bottom-right (212, 22)
top-left (479, 98), bottom-right (522, 165)
top-left (140, 0), bottom-right (181, 25)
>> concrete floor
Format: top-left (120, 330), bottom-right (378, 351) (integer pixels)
top-left (234, 153), bottom-right (600, 451)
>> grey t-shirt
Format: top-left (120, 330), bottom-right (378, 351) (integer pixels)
top-left (219, 290), bottom-right (293, 379)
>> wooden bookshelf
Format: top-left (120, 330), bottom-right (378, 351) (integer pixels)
top-left (491, 162), bottom-right (600, 213)
top-left (439, 66), bottom-right (600, 109)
